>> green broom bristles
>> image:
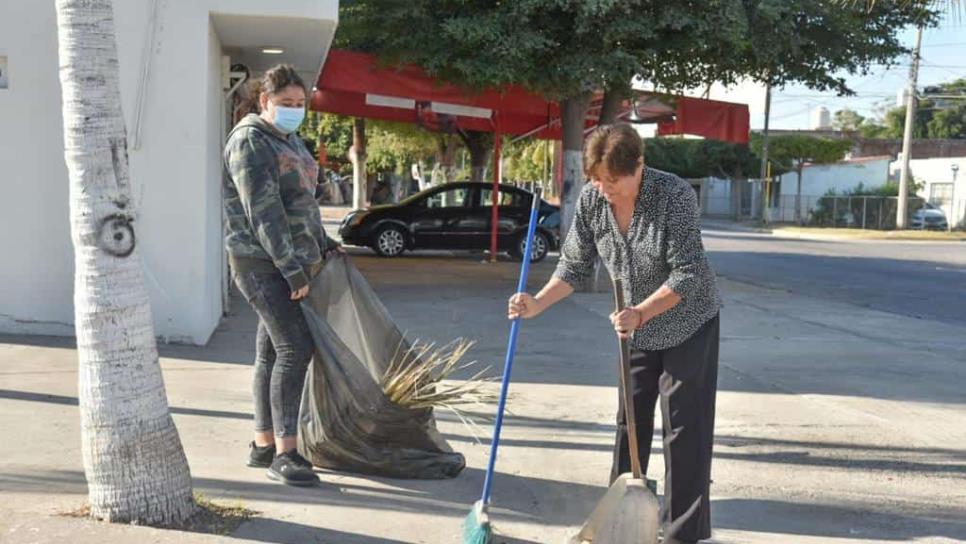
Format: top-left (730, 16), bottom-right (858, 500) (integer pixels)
top-left (462, 500), bottom-right (491, 544)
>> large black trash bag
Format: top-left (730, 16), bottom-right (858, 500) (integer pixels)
top-left (296, 255), bottom-right (466, 479)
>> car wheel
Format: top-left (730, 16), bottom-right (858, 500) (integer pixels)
top-left (513, 230), bottom-right (549, 263)
top-left (373, 225), bottom-right (407, 257)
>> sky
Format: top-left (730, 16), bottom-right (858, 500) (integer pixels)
top-left (693, 14), bottom-right (966, 131)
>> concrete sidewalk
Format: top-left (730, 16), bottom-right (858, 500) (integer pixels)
top-left (1, 252), bottom-right (964, 543)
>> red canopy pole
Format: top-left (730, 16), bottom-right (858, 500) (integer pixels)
top-left (489, 114), bottom-right (501, 262)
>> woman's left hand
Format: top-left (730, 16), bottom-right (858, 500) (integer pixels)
top-left (325, 244), bottom-right (346, 259)
top-left (610, 308), bottom-right (645, 339)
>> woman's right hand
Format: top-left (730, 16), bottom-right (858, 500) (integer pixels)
top-left (508, 293), bottom-right (543, 320)
top-left (291, 285), bottom-right (310, 300)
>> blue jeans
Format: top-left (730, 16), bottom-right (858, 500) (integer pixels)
top-left (233, 269), bottom-right (314, 438)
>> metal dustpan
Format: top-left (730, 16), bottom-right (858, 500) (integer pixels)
top-left (568, 279), bottom-right (660, 544)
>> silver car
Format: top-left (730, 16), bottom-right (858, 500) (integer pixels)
top-left (910, 205), bottom-right (949, 230)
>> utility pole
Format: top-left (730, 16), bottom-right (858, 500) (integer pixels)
top-left (897, 25), bottom-right (923, 230)
top-left (759, 83), bottom-right (772, 224)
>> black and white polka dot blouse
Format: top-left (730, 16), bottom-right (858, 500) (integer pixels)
top-left (553, 167), bottom-right (721, 351)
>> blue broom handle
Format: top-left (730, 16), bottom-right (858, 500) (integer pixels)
top-left (481, 188), bottom-right (542, 504)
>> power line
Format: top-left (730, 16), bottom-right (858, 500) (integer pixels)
top-left (775, 93), bottom-right (896, 98)
top-left (769, 105), bottom-right (814, 121)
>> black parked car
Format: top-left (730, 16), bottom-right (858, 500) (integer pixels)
top-left (339, 182), bottom-right (560, 261)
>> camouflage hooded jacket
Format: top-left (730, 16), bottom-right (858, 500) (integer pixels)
top-left (223, 114), bottom-right (334, 292)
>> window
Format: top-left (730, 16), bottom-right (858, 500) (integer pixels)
top-left (423, 187), bottom-right (470, 209)
top-left (930, 183), bottom-right (953, 207)
top-left (481, 188), bottom-right (527, 208)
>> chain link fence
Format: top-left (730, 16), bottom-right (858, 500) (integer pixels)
top-left (764, 195), bottom-right (965, 230)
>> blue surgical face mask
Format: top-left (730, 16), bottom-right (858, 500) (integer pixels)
top-left (273, 106), bottom-right (305, 133)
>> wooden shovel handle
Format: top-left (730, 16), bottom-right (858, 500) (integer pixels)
top-left (614, 279), bottom-right (642, 479)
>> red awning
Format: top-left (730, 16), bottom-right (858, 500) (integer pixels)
top-left (311, 50), bottom-right (750, 144)
top-left (657, 96), bottom-right (751, 144)
top-left (312, 49), bottom-right (559, 137)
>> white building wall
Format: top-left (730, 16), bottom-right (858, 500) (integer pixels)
top-left (0, 1), bottom-right (76, 336)
top-left (769, 158), bottom-right (891, 223)
top-left (779, 158), bottom-right (892, 199)
top-left (891, 156), bottom-right (966, 228)
top-left (0, 0), bottom-right (336, 343)
top-left (207, 21), bottom-right (228, 335)
top-left (703, 177), bottom-right (734, 216)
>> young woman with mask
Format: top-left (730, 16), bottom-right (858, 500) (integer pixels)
top-left (223, 64), bottom-right (339, 487)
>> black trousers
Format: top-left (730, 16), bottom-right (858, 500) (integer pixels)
top-left (610, 314), bottom-right (720, 542)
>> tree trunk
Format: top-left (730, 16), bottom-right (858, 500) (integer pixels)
top-left (795, 166), bottom-right (804, 225)
top-left (351, 117), bottom-right (367, 209)
top-left (731, 178), bottom-right (743, 221)
top-left (598, 86), bottom-right (626, 126)
top-left (55, 0), bottom-right (194, 525)
top-left (461, 131), bottom-right (493, 183)
top-left (434, 135), bottom-right (459, 184)
top-left (560, 92), bottom-right (593, 239)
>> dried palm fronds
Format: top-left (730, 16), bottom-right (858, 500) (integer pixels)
top-left (382, 338), bottom-right (498, 439)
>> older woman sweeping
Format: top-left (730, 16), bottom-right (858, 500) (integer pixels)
top-left (508, 123), bottom-right (721, 544)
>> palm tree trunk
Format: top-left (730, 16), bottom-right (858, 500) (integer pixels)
top-left (56, 0), bottom-right (195, 525)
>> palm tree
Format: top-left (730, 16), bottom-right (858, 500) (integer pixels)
top-left (55, 0), bottom-right (195, 525)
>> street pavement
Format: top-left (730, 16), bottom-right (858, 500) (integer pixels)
top-left (703, 227), bottom-right (966, 326)
top-left (0, 235), bottom-right (964, 543)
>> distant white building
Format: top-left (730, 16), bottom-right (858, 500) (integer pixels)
top-left (0, 0), bottom-right (338, 343)
top-left (811, 106), bottom-right (832, 130)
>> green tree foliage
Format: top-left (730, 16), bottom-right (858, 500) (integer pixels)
top-left (854, 78), bottom-right (965, 139)
top-left (301, 112), bottom-right (441, 176)
top-left (336, 1), bottom-right (726, 97)
top-left (644, 138), bottom-right (762, 180)
top-left (928, 106), bottom-right (966, 139)
top-left (833, 109), bottom-right (866, 131)
top-left (367, 121), bottom-right (439, 175)
top-left (504, 138), bottom-right (553, 183)
top-left (756, 135), bottom-right (852, 222)
top-left (760, 135), bottom-right (853, 173)
top-left (300, 112), bottom-right (353, 173)
top-left (925, 77), bottom-right (966, 138)
top-left (715, 1), bottom-right (934, 94)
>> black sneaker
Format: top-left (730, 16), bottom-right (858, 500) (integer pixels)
top-left (267, 450), bottom-right (319, 487)
top-left (247, 441), bottom-right (276, 468)
top-left (290, 450), bottom-right (314, 470)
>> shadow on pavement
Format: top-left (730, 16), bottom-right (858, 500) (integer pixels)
top-left (0, 389), bottom-right (252, 422)
top-left (712, 497), bottom-right (966, 542)
top-left (6, 468), bottom-right (963, 542)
